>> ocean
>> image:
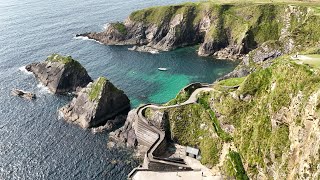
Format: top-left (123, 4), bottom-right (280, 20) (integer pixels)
top-left (0, 0), bottom-right (238, 179)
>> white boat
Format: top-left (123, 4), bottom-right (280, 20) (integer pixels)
top-left (158, 68), bottom-right (167, 71)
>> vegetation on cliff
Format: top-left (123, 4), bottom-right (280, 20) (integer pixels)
top-left (153, 56), bottom-right (320, 179)
top-left (100, 1), bottom-right (320, 179)
top-left (125, 1), bottom-right (320, 58)
top-left (89, 77), bottom-right (107, 101)
top-left (46, 54), bottom-right (87, 73)
top-left (164, 104), bottom-right (223, 167)
top-left (214, 57), bottom-right (320, 178)
top-left (112, 22), bottom-right (127, 35)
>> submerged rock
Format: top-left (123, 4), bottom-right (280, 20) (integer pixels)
top-left (59, 77), bottom-right (130, 129)
top-left (26, 54), bottom-right (92, 94)
top-left (11, 89), bottom-right (36, 100)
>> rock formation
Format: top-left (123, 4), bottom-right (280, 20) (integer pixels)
top-left (59, 77), bottom-right (130, 128)
top-left (11, 89), bottom-right (36, 100)
top-left (91, 115), bottom-right (127, 133)
top-left (109, 109), bottom-right (139, 148)
top-left (80, 3), bottom-right (320, 61)
top-left (26, 54), bottom-right (92, 94)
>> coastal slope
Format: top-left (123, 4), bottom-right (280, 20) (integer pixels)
top-left (81, 2), bottom-right (320, 60)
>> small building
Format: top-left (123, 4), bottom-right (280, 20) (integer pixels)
top-left (185, 146), bottom-right (200, 160)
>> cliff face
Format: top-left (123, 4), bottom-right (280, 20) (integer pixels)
top-left (60, 77), bottom-right (130, 128)
top-left (26, 54), bottom-right (92, 94)
top-left (83, 3), bottom-right (320, 60)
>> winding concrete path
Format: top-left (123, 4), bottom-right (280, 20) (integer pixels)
top-left (129, 83), bottom-right (214, 179)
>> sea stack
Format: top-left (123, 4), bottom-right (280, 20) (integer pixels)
top-left (26, 54), bottom-right (92, 94)
top-left (59, 77), bottom-right (130, 128)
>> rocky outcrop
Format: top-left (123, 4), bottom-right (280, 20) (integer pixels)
top-left (26, 54), bottom-right (92, 94)
top-left (210, 59), bottom-right (320, 179)
top-left (80, 3), bottom-right (319, 61)
top-left (59, 77), bottom-right (130, 128)
top-left (109, 109), bottom-right (139, 148)
top-left (128, 45), bottom-right (159, 54)
top-left (91, 115), bottom-right (127, 133)
top-left (11, 89), bottom-right (36, 100)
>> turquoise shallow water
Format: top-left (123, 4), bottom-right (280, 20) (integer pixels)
top-left (0, 0), bottom-right (238, 179)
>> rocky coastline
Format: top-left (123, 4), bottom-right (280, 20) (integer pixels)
top-left (76, 2), bottom-right (320, 179)
top-left (79, 3), bottom-right (319, 65)
top-left (17, 1), bottom-right (320, 179)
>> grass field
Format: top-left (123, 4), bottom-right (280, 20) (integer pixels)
top-left (205, 0), bottom-right (320, 5)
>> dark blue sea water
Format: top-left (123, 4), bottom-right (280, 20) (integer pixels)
top-left (0, 0), bottom-right (238, 179)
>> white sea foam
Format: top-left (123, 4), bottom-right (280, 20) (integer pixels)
top-left (73, 36), bottom-right (103, 45)
top-left (37, 83), bottom-right (50, 94)
top-left (103, 23), bottom-right (110, 30)
top-left (73, 36), bottom-right (89, 41)
top-left (150, 50), bottom-right (159, 54)
top-left (18, 66), bottom-right (33, 75)
top-left (57, 110), bottom-right (64, 120)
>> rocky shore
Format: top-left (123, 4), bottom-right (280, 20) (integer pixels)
top-left (79, 3), bottom-right (319, 64)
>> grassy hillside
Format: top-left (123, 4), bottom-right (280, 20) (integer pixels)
top-left (128, 1), bottom-right (320, 56)
top-left (155, 55), bottom-right (320, 179)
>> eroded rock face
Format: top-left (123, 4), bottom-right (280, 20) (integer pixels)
top-left (59, 77), bottom-right (130, 128)
top-left (79, 3), bottom-right (319, 65)
top-left (109, 109), bottom-right (139, 148)
top-left (91, 115), bottom-right (127, 133)
top-left (26, 54), bottom-right (92, 94)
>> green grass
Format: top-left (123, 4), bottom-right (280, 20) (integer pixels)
top-left (223, 151), bottom-right (249, 180)
top-left (112, 22), bottom-right (127, 35)
top-left (166, 91), bottom-right (190, 106)
top-left (46, 54), bottom-right (74, 64)
top-left (197, 91), bottom-right (233, 142)
top-left (128, 1), bottom-right (320, 56)
top-left (166, 104), bottom-right (223, 167)
top-left (213, 57), bottom-right (320, 177)
top-left (218, 77), bottom-right (246, 87)
top-left (166, 83), bottom-right (202, 106)
top-left (88, 77), bottom-right (107, 102)
top-left (208, 110), bottom-right (233, 142)
top-left (46, 54), bottom-right (87, 73)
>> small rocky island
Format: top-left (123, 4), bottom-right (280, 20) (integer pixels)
top-left (25, 54), bottom-right (130, 129)
top-left (59, 77), bottom-right (130, 128)
top-left (26, 54), bottom-right (92, 94)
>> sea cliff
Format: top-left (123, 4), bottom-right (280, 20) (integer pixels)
top-left (81, 2), bottom-right (320, 61)
top-left (93, 2), bottom-right (320, 179)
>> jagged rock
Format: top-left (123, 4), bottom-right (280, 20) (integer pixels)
top-left (78, 3), bottom-right (319, 72)
top-left (26, 54), bottom-right (92, 94)
top-left (11, 89), bottom-right (36, 100)
top-left (128, 45), bottom-right (159, 54)
top-left (109, 109), bottom-right (139, 148)
top-left (59, 77), bottom-right (130, 128)
top-left (91, 115), bottom-right (127, 133)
